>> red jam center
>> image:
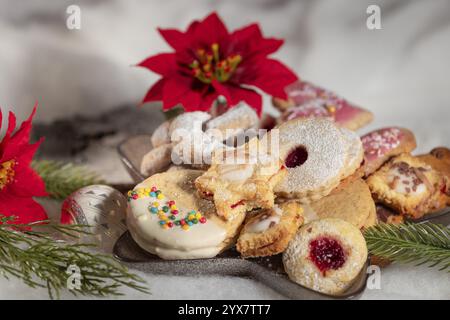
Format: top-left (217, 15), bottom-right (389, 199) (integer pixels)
top-left (309, 237), bottom-right (346, 275)
top-left (285, 146), bottom-right (308, 168)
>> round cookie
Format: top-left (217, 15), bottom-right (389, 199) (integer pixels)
top-left (273, 118), bottom-right (352, 202)
top-left (309, 179), bottom-right (376, 229)
top-left (283, 218), bottom-right (368, 295)
top-left (127, 170), bottom-right (245, 260)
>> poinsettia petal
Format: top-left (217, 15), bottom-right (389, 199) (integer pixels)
top-left (141, 78), bottom-right (165, 105)
top-left (211, 80), bottom-right (232, 106)
top-left (138, 53), bottom-right (177, 76)
top-left (162, 76), bottom-right (202, 111)
top-left (194, 12), bottom-right (229, 47)
top-left (158, 28), bottom-right (189, 50)
top-left (230, 23), bottom-right (283, 58)
top-left (234, 58), bottom-right (297, 99)
top-left (0, 193), bottom-right (48, 224)
top-left (227, 85), bottom-right (262, 116)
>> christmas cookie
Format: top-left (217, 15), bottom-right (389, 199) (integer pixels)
top-left (169, 111), bottom-right (211, 143)
top-left (205, 103), bottom-right (259, 141)
top-left (367, 153), bottom-right (449, 219)
top-left (127, 170), bottom-right (245, 260)
top-left (309, 179), bottom-right (377, 229)
top-left (273, 80), bottom-right (373, 130)
top-left (151, 119), bottom-right (172, 148)
top-left (283, 218), bottom-right (368, 295)
top-left (361, 127), bottom-right (416, 177)
top-left (140, 143), bottom-right (173, 177)
top-left (273, 118), bottom-right (363, 202)
top-left (236, 202), bottom-right (304, 258)
top-left (195, 138), bottom-right (286, 220)
top-left (417, 147), bottom-right (450, 203)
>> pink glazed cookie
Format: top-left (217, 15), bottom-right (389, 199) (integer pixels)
top-left (273, 80), bottom-right (373, 131)
top-left (361, 127), bottom-right (417, 177)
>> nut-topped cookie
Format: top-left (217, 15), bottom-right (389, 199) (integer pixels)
top-left (367, 153), bottom-right (449, 219)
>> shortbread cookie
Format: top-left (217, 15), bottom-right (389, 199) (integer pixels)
top-left (367, 153), bottom-right (449, 219)
top-left (205, 103), bottom-right (259, 141)
top-left (274, 118), bottom-right (362, 202)
top-left (361, 127), bottom-right (416, 177)
top-left (283, 218), bottom-right (368, 296)
top-left (309, 179), bottom-right (376, 229)
top-left (237, 202), bottom-right (304, 258)
top-left (127, 170), bottom-right (245, 260)
top-left (151, 120), bottom-right (172, 148)
top-left (195, 138), bottom-right (286, 220)
top-left (273, 80), bottom-right (373, 130)
top-left (340, 127), bottom-right (365, 177)
top-left (140, 143), bottom-right (173, 177)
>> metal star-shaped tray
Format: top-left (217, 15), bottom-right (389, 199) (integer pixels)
top-left (115, 134), bottom-right (450, 299)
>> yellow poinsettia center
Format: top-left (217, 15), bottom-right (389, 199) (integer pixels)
top-left (0, 160), bottom-right (16, 190)
top-left (189, 43), bottom-right (241, 84)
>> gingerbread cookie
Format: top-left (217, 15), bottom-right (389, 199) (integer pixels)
top-left (195, 138), bottom-right (286, 220)
top-left (273, 80), bottom-right (373, 130)
top-left (127, 170), bottom-right (245, 260)
top-left (236, 202), bottom-right (304, 258)
top-left (273, 118), bottom-right (363, 202)
top-left (283, 218), bottom-right (368, 296)
top-left (367, 153), bottom-right (449, 219)
top-left (361, 127), bottom-right (416, 177)
top-left (309, 179), bottom-right (377, 229)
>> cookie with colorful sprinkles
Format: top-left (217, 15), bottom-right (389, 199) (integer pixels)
top-left (126, 170), bottom-right (245, 260)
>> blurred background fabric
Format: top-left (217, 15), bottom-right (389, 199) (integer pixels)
top-left (0, 0), bottom-right (449, 299)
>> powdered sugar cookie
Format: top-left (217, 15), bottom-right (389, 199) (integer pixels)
top-left (361, 127), bottom-right (416, 177)
top-left (127, 170), bottom-right (245, 260)
top-left (237, 202), bottom-right (304, 258)
top-left (274, 80), bottom-right (373, 130)
top-left (205, 103), bottom-right (259, 141)
top-left (273, 118), bottom-right (359, 202)
top-left (367, 153), bottom-right (449, 219)
top-left (140, 143), bottom-right (173, 177)
top-left (283, 218), bottom-right (368, 295)
top-left (169, 111), bottom-right (211, 143)
top-left (195, 138), bottom-right (286, 220)
top-left (151, 119), bottom-right (172, 148)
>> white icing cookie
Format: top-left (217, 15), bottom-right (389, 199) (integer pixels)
top-left (127, 170), bottom-right (245, 260)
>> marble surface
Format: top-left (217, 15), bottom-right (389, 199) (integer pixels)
top-left (0, 0), bottom-right (449, 299)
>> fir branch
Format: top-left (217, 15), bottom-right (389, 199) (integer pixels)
top-left (364, 222), bottom-right (450, 271)
top-left (32, 160), bottom-right (105, 200)
top-left (0, 216), bottom-right (149, 299)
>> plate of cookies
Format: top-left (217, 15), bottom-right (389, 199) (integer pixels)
top-left (114, 80), bottom-right (450, 299)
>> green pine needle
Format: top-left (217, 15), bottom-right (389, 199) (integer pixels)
top-left (364, 222), bottom-right (450, 271)
top-left (0, 216), bottom-right (150, 299)
top-left (32, 160), bottom-right (105, 200)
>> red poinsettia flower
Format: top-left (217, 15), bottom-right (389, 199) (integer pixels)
top-left (138, 12), bottom-right (298, 115)
top-left (0, 104), bottom-right (48, 224)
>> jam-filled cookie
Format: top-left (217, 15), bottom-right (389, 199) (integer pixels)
top-left (367, 153), bottom-right (449, 219)
top-left (127, 170), bottom-right (245, 260)
top-left (195, 138), bottom-right (286, 220)
top-left (236, 202), bottom-right (304, 258)
top-left (283, 218), bottom-right (368, 296)
top-left (361, 127), bottom-right (416, 177)
top-left (309, 179), bottom-right (377, 229)
top-left (273, 118), bottom-right (363, 203)
top-left (273, 80), bottom-right (373, 130)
